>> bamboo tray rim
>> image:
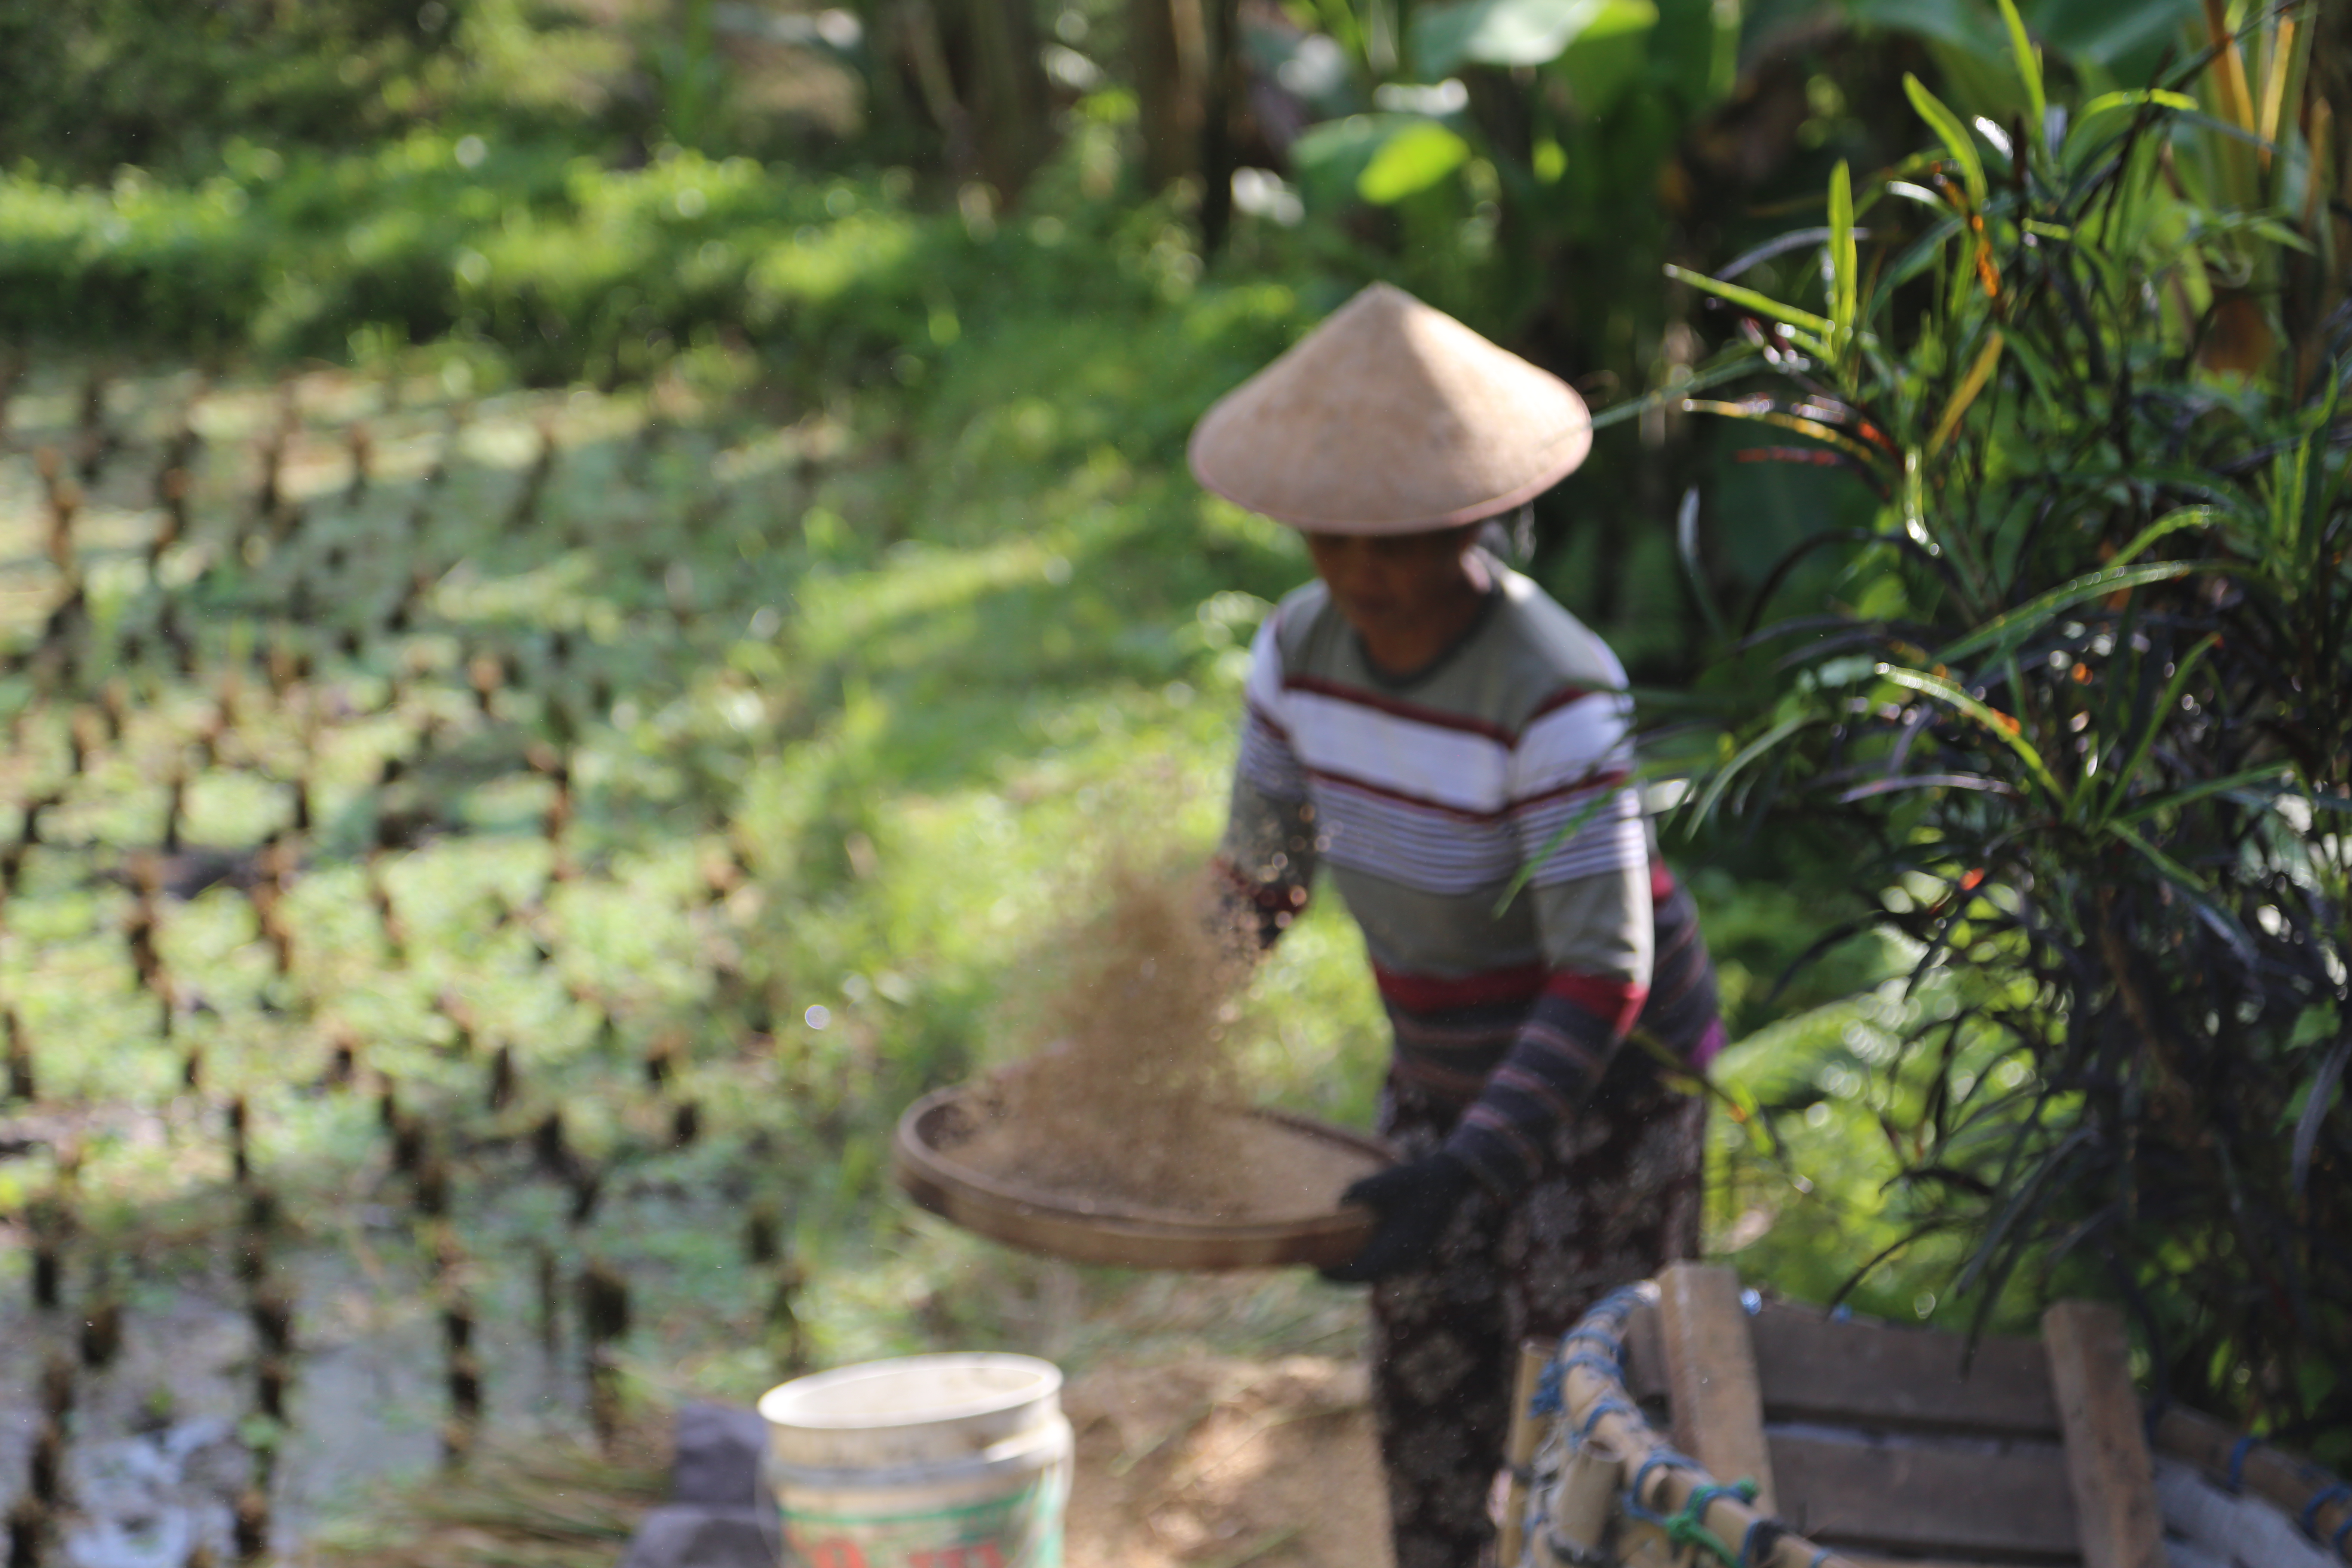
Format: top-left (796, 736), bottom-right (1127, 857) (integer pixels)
top-left (891, 1084), bottom-right (1393, 1269)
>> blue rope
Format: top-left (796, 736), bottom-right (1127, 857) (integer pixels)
top-left (1738, 1516), bottom-right (1785, 1564)
top-left (1577, 1396), bottom-right (1635, 1438)
top-left (1584, 1284), bottom-right (1651, 1329)
top-left (1618, 1464), bottom-right (1757, 1568)
top-left (1557, 1350), bottom-right (1623, 1381)
top-left (1531, 1358), bottom-right (1567, 1418)
top-left (1685, 1481), bottom-right (1762, 1517)
top-left (2302, 1482), bottom-right (2352, 1537)
top-left (1626, 1447), bottom-right (1696, 1506)
top-left (1559, 1326), bottom-right (1623, 1357)
top-left (2333, 1510), bottom-right (2352, 1554)
top-left (2228, 1434), bottom-right (2261, 1493)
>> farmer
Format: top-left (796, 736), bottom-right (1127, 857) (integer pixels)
top-left (1194, 283), bottom-right (1724, 1568)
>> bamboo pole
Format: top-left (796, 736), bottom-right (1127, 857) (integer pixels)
top-left (2152, 1407), bottom-right (2352, 1565)
top-left (1538, 1282), bottom-right (1862, 1568)
top-left (1499, 1341), bottom-right (1550, 1567)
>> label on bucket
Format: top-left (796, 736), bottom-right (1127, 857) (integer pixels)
top-left (782, 1465), bottom-right (1068, 1568)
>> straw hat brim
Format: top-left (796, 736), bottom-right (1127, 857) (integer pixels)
top-left (1188, 282), bottom-right (1591, 535)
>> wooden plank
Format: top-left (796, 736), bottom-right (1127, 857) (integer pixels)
top-left (1769, 1432), bottom-right (2080, 1558)
top-left (1751, 1302), bottom-right (2062, 1439)
top-left (1658, 1262), bottom-right (1776, 1513)
top-left (2043, 1302), bottom-right (2165, 1568)
top-left (2152, 1406), bottom-right (2352, 1565)
top-left (1623, 1298), bottom-right (1667, 1400)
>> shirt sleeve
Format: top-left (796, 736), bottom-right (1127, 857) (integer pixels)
top-left (1444, 684), bottom-right (1655, 1194)
top-left (1213, 615), bottom-right (1317, 946)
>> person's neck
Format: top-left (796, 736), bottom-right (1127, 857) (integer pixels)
top-left (1357, 554), bottom-right (1494, 680)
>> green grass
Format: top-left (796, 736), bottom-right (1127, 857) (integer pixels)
top-left (0, 151), bottom-right (2004, 1542)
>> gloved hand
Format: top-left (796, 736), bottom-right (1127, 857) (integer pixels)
top-left (1318, 1149), bottom-right (1477, 1284)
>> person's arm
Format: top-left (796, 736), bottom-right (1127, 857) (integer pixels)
top-left (1442, 859), bottom-right (1652, 1194)
top-left (1212, 617), bottom-right (1317, 946)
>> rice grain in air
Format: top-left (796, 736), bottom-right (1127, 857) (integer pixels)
top-left (949, 864), bottom-right (1367, 1222)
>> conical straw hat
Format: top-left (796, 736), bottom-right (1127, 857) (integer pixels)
top-left (1187, 282), bottom-right (1590, 534)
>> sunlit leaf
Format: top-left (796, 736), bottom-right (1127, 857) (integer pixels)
top-left (1411, 0), bottom-right (1657, 76)
top-left (1663, 263), bottom-right (1837, 346)
top-left (1996, 0), bottom-right (2046, 156)
top-left (1904, 73), bottom-right (1987, 209)
top-left (2075, 88), bottom-right (2199, 122)
top-left (1926, 328), bottom-right (2003, 456)
top-left (1828, 161), bottom-right (1858, 366)
top-left (1289, 113), bottom-right (1431, 206)
top-left (1355, 120), bottom-right (1472, 204)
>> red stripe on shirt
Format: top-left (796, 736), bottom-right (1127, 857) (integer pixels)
top-left (1306, 767), bottom-right (1510, 824)
top-left (1507, 770), bottom-right (1632, 812)
top-left (1523, 685), bottom-right (1604, 723)
top-left (1281, 674), bottom-right (1519, 745)
top-left (1373, 962), bottom-right (1548, 1012)
top-left (1245, 701), bottom-right (1292, 742)
top-left (1543, 971), bottom-right (1649, 1035)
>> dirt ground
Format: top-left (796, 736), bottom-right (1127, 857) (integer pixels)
top-left (1064, 1357), bottom-right (1394, 1568)
top-left (294, 1354), bottom-right (1394, 1568)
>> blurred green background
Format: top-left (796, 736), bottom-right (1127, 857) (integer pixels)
top-left (0, 0), bottom-right (2343, 1544)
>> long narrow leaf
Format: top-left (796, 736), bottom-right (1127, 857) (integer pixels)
top-left (2073, 89), bottom-right (2199, 125)
top-left (1675, 487), bottom-right (1729, 645)
top-left (1493, 779), bottom-right (1620, 911)
top-left (1586, 346), bottom-right (1765, 432)
top-left (2111, 765), bottom-right (2286, 827)
top-left (1875, 664), bottom-right (2064, 800)
top-left (2104, 821), bottom-right (2258, 967)
top-left (1688, 712), bottom-right (1822, 828)
top-left (1828, 161), bottom-right (1858, 365)
top-left (1836, 774), bottom-right (2022, 802)
top-left (1681, 401), bottom-right (1890, 470)
top-left (1927, 330), bottom-right (2005, 456)
top-left (1933, 561), bottom-right (2204, 663)
top-left (1870, 213), bottom-right (1966, 315)
top-left (2292, 1038), bottom-right (2351, 1201)
top-left (1995, 0), bottom-right (2047, 158)
top-left (1905, 74), bottom-right (1987, 208)
top-left (2110, 505), bottom-right (2228, 567)
top-left (1663, 263), bottom-right (1837, 343)
top-left (2098, 634), bottom-right (2220, 820)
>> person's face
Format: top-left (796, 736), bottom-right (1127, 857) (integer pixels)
top-left (1302, 527), bottom-right (1480, 643)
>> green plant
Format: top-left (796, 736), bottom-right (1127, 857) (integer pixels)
top-left (1672, 0), bottom-right (2352, 1458)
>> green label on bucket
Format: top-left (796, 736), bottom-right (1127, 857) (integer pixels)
top-left (783, 1469), bottom-right (1066, 1568)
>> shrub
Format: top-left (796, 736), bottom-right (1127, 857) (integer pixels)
top-left (1676, 3), bottom-right (2352, 1457)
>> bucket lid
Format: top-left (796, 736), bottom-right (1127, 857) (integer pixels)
top-left (759, 1354), bottom-right (1063, 1470)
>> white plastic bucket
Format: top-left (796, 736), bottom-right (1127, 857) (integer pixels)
top-left (758, 1353), bottom-right (1072, 1568)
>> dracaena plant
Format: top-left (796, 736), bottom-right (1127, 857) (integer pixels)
top-left (1663, 0), bottom-right (2352, 1456)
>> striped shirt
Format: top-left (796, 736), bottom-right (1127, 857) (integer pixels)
top-left (1217, 558), bottom-right (1722, 1194)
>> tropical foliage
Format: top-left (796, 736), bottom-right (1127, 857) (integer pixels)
top-left (1672, 0), bottom-right (2352, 1455)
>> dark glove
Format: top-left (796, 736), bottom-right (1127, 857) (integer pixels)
top-left (1319, 1149), bottom-right (1477, 1284)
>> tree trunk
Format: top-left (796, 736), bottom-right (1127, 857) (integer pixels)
top-left (1197, 0), bottom-right (1242, 252)
top-left (1131, 0), bottom-right (1207, 190)
top-left (938, 0), bottom-right (1054, 199)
